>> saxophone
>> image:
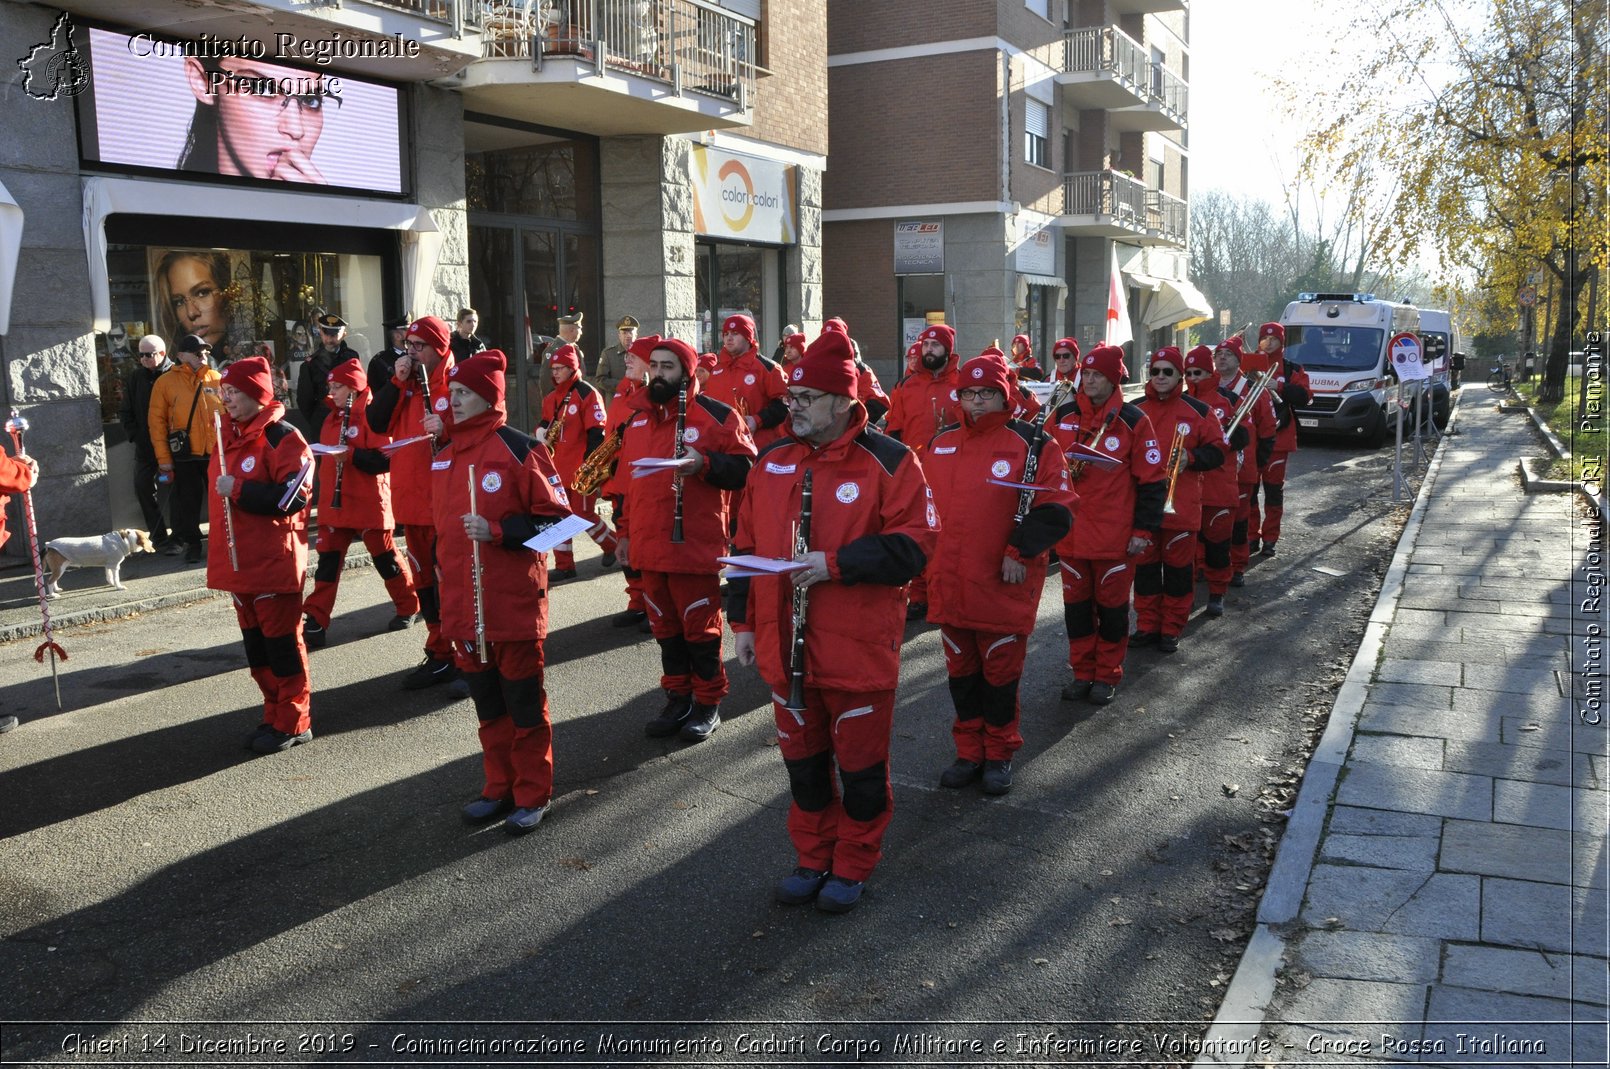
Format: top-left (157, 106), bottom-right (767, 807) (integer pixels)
top-left (571, 425), bottom-right (624, 495)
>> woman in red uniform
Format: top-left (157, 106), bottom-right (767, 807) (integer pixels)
top-left (536, 343), bottom-right (614, 579)
top-left (1185, 344), bottom-right (1247, 617)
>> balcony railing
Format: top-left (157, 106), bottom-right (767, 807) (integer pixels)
top-left (1062, 25), bottom-right (1186, 126)
top-left (1063, 170), bottom-right (1149, 226)
top-left (1146, 189), bottom-right (1187, 245)
top-left (478, 0), bottom-right (756, 105)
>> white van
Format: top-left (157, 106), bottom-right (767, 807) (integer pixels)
top-left (1280, 293), bottom-right (1419, 447)
top-left (1416, 308), bottom-right (1457, 429)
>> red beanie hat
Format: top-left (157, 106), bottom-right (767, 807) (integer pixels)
top-left (697, 351), bottom-right (718, 371)
top-left (627, 333), bottom-right (662, 361)
top-left (721, 314), bottom-right (756, 347)
top-left (783, 332), bottom-right (808, 358)
top-left (1217, 335), bottom-right (1246, 357)
top-left (406, 315), bottom-right (451, 360)
top-left (448, 349), bottom-right (507, 407)
top-left (823, 317), bottom-right (849, 337)
top-left (328, 357), bottom-right (367, 394)
top-left (1259, 322), bottom-right (1285, 345)
top-left (653, 338), bottom-right (699, 381)
top-left (1149, 345), bottom-right (1185, 372)
top-left (980, 344), bottom-right (1006, 359)
top-left (1052, 337), bottom-right (1080, 359)
top-left (918, 323), bottom-right (955, 354)
top-left (1011, 333), bottom-right (1031, 354)
top-left (1184, 345), bottom-right (1214, 373)
top-left (222, 356), bottom-right (274, 405)
top-left (1081, 344), bottom-right (1127, 386)
top-left (549, 343), bottom-right (581, 372)
top-left (786, 331), bottom-right (858, 397)
top-left (958, 352), bottom-right (1012, 397)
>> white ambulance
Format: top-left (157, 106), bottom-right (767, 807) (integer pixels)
top-left (1415, 308), bottom-right (1457, 429)
top-left (1280, 293), bottom-right (1419, 447)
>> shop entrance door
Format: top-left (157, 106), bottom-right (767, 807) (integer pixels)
top-left (467, 220), bottom-right (599, 431)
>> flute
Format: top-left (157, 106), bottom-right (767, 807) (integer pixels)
top-left (211, 409), bottom-right (239, 571)
top-left (468, 464), bottom-right (487, 664)
top-left (784, 468), bottom-right (813, 713)
top-left (330, 391), bottom-right (353, 509)
top-left (669, 382), bottom-right (687, 544)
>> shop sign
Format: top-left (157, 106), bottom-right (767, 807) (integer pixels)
top-left (690, 146), bottom-right (797, 244)
top-left (894, 220), bottom-right (944, 275)
top-left (1013, 217), bottom-right (1055, 276)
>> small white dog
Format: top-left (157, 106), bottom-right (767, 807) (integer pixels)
top-left (42, 528), bottom-right (156, 598)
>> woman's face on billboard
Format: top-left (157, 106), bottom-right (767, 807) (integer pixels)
top-left (186, 58), bottom-right (329, 183)
top-left (166, 256), bottom-right (226, 347)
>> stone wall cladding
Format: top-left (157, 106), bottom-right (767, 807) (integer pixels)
top-left (413, 86), bottom-right (470, 317)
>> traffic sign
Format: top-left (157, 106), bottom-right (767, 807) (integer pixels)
top-left (1389, 332), bottom-right (1428, 381)
top-left (1519, 286), bottom-right (1537, 307)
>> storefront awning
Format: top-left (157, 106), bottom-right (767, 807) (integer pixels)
top-left (0, 178), bottom-right (22, 336)
top-left (1143, 278), bottom-right (1214, 330)
top-left (81, 177), bottom-right (440, 334)
top-left (1018, 273), bottom-right (1068, 290)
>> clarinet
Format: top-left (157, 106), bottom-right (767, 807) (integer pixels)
top-left (784, 468), bottom-right (813, 713)
top-left (1014, 381), bottom-right (1072, 526)
top-left (669, 381), bottom-right (687, 544)
top-left (330, 391), bottom-right (353, 509)
top-left (417, 362), bottom-right (440, 455)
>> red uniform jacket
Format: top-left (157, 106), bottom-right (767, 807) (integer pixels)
top-left (619, 382), bottom-right (756, 575)
top-left (729, 405), bottom-right (937, 693)
top-left (600, 379), bottom-right (640, 504)
top-left (1049, 391), bottom-right (1166, 559)
top-left (431, 409), bottom-right (571, 643)
top-left (1241, 349), bottom-right (1312, 454)
top-left (885, 356), bottom-right (960, 452)
top-left (701, 346), bottom-right (788, 445)
top-left (208, 402), bottom-right (312, 594)
top-left (1188, 379), bottom-right (1247, 510)
top-left (925, 412), bottom-right (1076, 634)
top-left (0, 450), bottom-right (34, 552)
top-left (539, 379), bottom-right (608, 486)
top-left (1222, 372), bottom-right (1278, 485)
top-left (857, 365), bottom-right (891, 421)
top-left (316, 389), bottom-right (394, 532)
top-left (1136, 386), bottom-right (1227, 533)
top-left (366, 355), bottom-right (456, 526)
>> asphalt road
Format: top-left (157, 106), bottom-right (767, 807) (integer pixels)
top-left (0, 435), bottom-right (1421, 1066)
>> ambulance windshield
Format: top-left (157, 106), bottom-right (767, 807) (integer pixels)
top-left (1285, 326), bottom-right (1385, 371)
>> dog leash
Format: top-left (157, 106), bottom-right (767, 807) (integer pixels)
top-left (6, 408), bottom-right (66, 709)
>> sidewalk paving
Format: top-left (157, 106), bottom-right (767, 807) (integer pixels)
top-left (1202, 393), bottom-right (1608, 1066)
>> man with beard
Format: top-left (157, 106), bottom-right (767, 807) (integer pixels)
top-left (885, 324), bottom-right (962, 621)
top-left (617, 339), bottom-right (756, 742)
top-left (729, 331), bottom-right (936, 912)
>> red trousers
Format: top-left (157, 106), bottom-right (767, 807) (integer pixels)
top-left (1134, 528), bottom-right (1198, 637)
top-left (453, 639), bottom-right (553, 810)
top-left (773, 686), bottom-right (895, 882)
top-left (1232, 481), bottom-right (1256, 571)
top-left (303, 525), bottom-right (419, 626)
top-left (1251, 452), bottom-right (1290, 544)
top-left (939, 625), bottom-right (1027, 761)
top-left (233, 591), bottom-right (311, 736)
top-left (1059, 557), bottom-right (1135, 685)
top-left (640, 571), bottom-right (727, 703)
top-left (405, 523), bottom-right (454, 660)
top-left (1199, 503), bottom-right (1236, 595)
top-left (553, 489), bottom-right (617, 570)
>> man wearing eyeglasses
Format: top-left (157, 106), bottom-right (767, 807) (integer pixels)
top-left (926, 353), bottom-right (1074, 798)
top-left (1047, 344), bottom-right (1165, 706)
top-left (297, 313), bottom-right (361, 441)
top-left (1130, 347), bottom-right (1227, 655)
top-left (728, 331), bottom-right (937, 912)
top-left (120, 335), bottom-right (176, 551)
top-left (616, 339), bottom-right (756, 744)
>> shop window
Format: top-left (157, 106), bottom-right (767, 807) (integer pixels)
top-left (466, 137), bottom-right (599, 222)
top-left (695, 241), bottom-right (769, 353)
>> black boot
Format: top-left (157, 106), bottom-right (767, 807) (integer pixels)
top-left (645, 691), bottom-right (694, 738)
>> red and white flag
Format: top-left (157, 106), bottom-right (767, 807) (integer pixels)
top-left (1104, 243), bottom-right (1133, 348)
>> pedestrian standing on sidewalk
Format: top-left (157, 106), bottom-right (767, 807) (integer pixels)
top-left (210, 356), bottom-right (316, 755)
top-left (149, 333), bottom-right (224, 564)
top-left (121, 335), bottom-right (175, 551)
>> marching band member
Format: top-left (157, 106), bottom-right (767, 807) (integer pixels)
top-left (1048, 344), bottom-right (1165, 705)
top-left (433, 351), bottom-right (573, 835)
top-left (1009, 334), bottom-right (1047, 382)
top-left (703, 314), bottom-right (788, 444)
top-left (302, 359), bottom-right (419, 649)
top-left (209, 357), bottom-right (315, 754)
top-left (1131, 347), bottom-right (1225, 653)
top-left (617, 338), bottom-right (756, 742)
top-left (536, 343), bottom-right (615, 580)
top-left (367, 315), bottom-right (460, 691)
top-left (885, 324), bottom-right (962, 621)
top-left (602, 336), bottom-right (655, 630)
top-left (822, 318), bottom-right (891, 424)
top-left (1051, 338), bottom-right (1080, 383)
top-left (926, 353), bottom-right (1074, 795)
top-left (1241, 323), bottom-right (1312, 556)
top-left (1185, 345), bottom-right (1248, 617)
top-left (779, 332), bottom-right (808, 370)
top-left (729, 331), bottom-right (936, 913)
top-left (1216, 338), bottom-right (1275, 586)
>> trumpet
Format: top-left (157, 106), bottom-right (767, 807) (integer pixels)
top-left (1067, 408), bottom-right (1119, 479)
top-left (784, 468), bottom-right (813, 714)
top-left (1160, 425), bottom-right (1188, 515)
top-left (1225, 368), bottom-right (1273, 437)
top-left (571, 424), bottom-right (623, 496)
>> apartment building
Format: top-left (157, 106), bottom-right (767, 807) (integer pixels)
top-left (823, 0), bottom-right (1209, 380)
top-left (0, 0), bottom-right (824, 542)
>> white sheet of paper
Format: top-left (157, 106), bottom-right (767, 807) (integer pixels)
top-left (987, 477), bottom-right (1042, 492)
top-left (381, 434), bottom-right (431, 453)
top-left (522, 513), bottom-right (591, 553)
top-left (309, 443), bottom-right (347, 455)
top-left (716, 554), bottom-right (810, 574)
top-left (628, 456), bottom-right (684, 470)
